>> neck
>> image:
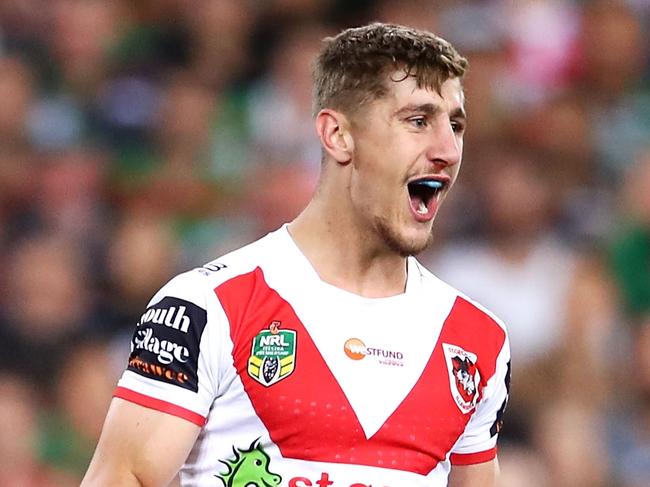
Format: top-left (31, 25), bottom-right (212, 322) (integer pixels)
top-left (288, 190), bottom-right (408, 298)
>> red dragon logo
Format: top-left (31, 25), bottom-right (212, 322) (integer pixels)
top-left (443, 343), bottom-right (480, 413)
top-left (451, 355), bottom-right (478, 404)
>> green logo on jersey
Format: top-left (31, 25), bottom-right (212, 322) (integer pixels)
top-left (248, 321), bottom-right (296, 386)
top-left (216, 439), bottom-right (282, 487)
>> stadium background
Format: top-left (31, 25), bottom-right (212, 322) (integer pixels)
top-left (0, 0), bottom-right (648, 485)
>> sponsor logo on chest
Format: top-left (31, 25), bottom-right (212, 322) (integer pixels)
top-left (248, 321), bottom-right (297, 386)
top-left (343, 337), bottom-right (404, 367)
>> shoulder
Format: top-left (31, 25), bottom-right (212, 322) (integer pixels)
top-left (154, 230), bottom-right (283, 306)
top-left (121, 232), bottom-right (283, 397)
top-left (412, 258), bottom-right (508, 342)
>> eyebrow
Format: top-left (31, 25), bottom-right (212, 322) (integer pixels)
top-left (394, 103), bottom-right (467, 121)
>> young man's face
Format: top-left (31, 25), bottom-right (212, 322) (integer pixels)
top-left (347, 74), bottom-right (466, 256)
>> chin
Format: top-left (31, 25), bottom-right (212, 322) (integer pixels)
top-left (375, 218), bottom-right (434, 257)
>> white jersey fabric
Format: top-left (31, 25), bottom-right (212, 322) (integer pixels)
top-left (116, 225), bottom-right (511, 487)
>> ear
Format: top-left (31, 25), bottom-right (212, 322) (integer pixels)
top-left (315, 109), bottom-right (354, 164)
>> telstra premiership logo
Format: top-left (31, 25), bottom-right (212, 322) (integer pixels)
top-left (343, 338), bottom-right (404, 366)
top-left (248, 321), bottom-right (297, 387)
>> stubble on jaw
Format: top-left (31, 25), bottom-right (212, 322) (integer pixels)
top-left (373, 214), bottom-right (434, 257)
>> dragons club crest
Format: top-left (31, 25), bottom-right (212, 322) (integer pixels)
top-left (442, 343), bottom-right (481, 413)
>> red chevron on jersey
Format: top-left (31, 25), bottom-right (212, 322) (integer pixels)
top-left (216, 267), bottom-right (504, 475)
top-left (115, 226), bottom-right (511, 485)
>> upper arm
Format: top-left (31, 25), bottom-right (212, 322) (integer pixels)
top-left (449, 311), bottom-right (511, 467)
top-left (448, 458), bottom-right (498, 487)
top-left (449, 346), bottom-right (510, 466)
top-left (83, 270), bottom-right (226, 486)
top-left (83, 271), bottom-right (229, 487)
top-left (82, 398), bottom-right (201, 487)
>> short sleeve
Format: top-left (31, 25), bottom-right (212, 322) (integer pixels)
top-left (115, 271), bottom-right (221, 426)
top-left (450, 335), bottom-right (511, 465)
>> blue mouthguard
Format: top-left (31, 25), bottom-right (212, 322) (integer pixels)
top-left (414, 180), bottom-right (443, 189)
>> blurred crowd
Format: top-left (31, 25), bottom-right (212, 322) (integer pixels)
top-left (0, 0), bottom-right (648, 485)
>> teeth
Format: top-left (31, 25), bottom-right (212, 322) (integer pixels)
top-left (417, 201), bottom-right (427, 214)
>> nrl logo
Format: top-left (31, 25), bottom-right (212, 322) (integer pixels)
top-left (248, 321), bottom-right (296, 387)
top-left (443, 343), bottom-right (480, 413)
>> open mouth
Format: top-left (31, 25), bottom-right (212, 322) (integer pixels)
top-left (407, 178), bottom-right (446, 218)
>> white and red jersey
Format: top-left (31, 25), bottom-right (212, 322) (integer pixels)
top-left (116, 226), bottom-right (511, 487)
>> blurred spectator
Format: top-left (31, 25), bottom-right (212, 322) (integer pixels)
top-left (0, 0), bottom-right (647, 482)
top-left (534, 399), bottom-right (610, 487)
top-left (155, 72), bottom-right (218, 174)
top-left (264, 0), bottom-right (334, 22)
top-left (510, 92), bottom-right (615, 243)
top-left (576, 0), bottom-right (650, 181)
top-left (0, 0), bottom-right (49, 51)
top-left (246, 22), bottom-right (328, 169)
top-left (0, 149), bottom-right (35, 244)
top-left (425, 145), bottom-right (617, 442)
top-left (0, 371), bottom-right (77, 486)
top-left (49, 0), bottom-right (123, 95)
top-left (513, 93), bottom-right (592, 194)
top-left (0, 233), bottom-right (99, 388)
top-left (501, 0), bottom-right (581, 105)
top-left (33, 148), bottom-right (109, 247)
top-left (444, 25), bottom-right (509, 150)
top-left (607, 317), bottom-right (650, 487)
top-left (373, 0), bottom-right (440, 32)
top-left (243, 162), bottom-right (318, 235)
top-left (183, 0), bottom-right (256, 90)
top-left (39, 340), bottom-right (119, 482)
top-left (496, 445), bottom-right (549, 487)
top-left (428, 146), bottom-right (578, 367)
top-left (609, 148), bottom-right (650, 319)
top-left (103, 210), bottom-right (180, 334)
top-left (0, 56), bottom-right (33, 148)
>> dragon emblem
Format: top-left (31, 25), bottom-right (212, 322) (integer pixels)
top-left (451, 355), bottom-right (478, 403)
top-left (216, 438), bottom-right (282, 487)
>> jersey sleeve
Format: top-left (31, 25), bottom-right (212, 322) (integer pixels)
top-left (115, 270), bottom-right (222, 427)
top-left (450, 334), bottom-right (511, 465)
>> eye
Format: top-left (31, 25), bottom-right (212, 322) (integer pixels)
top-left (451, 120), bottom-right (466, 134)
top-left (408, 116), bottom-right (428, 128)
top-left (255, 459), bottom-right (262, 466)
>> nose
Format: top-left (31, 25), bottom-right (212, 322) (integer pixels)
top-left (426, 120), bottom-right (462, 167)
